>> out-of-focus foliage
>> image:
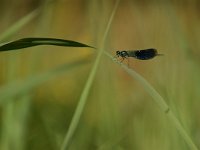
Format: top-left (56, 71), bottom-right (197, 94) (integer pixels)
top-left (0, 0), bottom-right (200, 150)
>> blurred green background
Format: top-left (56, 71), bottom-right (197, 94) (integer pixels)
top-left (0, 0), bottom-right (200, 150)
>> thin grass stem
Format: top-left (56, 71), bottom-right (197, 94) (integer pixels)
top-left (0, 9), bottom-right (40, 42)
top-left (104, 51), bottom-right (199, 150)
top-left (60, 1), bottom-right (121, 150)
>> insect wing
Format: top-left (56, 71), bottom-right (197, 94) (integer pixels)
top-left (134, 48), bottom-right (157, 60)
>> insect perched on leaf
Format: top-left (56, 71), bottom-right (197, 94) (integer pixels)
top-left (116, 48), bottom-right (163, 61)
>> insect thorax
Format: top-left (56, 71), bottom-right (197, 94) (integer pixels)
top-left (119, 51), bottom-right (129, 57)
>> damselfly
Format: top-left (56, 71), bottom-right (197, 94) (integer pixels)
top-left (116, 48), bottom-right (163, 61)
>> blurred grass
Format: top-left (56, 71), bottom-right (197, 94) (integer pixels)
top-left (60, 1), bottom-right (120, 149)
top-left (105, 51), bottom-right (198, 150)
top-left (0, 0), bottom-right (200, 150)
top-left (0, 9), bottom-right (40, 42)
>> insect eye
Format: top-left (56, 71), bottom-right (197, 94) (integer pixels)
top-left (116, 51), bottom-right (120, 56)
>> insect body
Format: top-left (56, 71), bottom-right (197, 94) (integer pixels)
top-left (116, 48), bottom-right (162, 60)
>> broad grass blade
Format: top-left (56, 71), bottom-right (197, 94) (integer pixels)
top-left (0, 38), bottom-right (95, 51)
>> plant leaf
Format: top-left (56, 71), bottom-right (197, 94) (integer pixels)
top-left (0, 38), bottom-right (95, 51)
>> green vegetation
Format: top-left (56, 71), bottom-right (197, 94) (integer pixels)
top-left (0, 0), bottom-right (199, 150)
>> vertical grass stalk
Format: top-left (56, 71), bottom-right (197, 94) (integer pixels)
top-left (60, 0), bottom-right (121, 150)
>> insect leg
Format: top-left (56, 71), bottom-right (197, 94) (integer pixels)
top-left (127, 57), bottom-right (130, 67)
top-left (120, 56), bottom-right (126, 63)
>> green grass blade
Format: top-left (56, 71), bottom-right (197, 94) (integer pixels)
top-left (60, 0), bottom-right (121, 150)
top-left (104, 51), bottom-right (199, 150)
top-left (0, 9), bottom-right (40, 42)
top-left (0, 59), bottom-right (89, 105)
top-left (0, 38), bottom-right (95, 51)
